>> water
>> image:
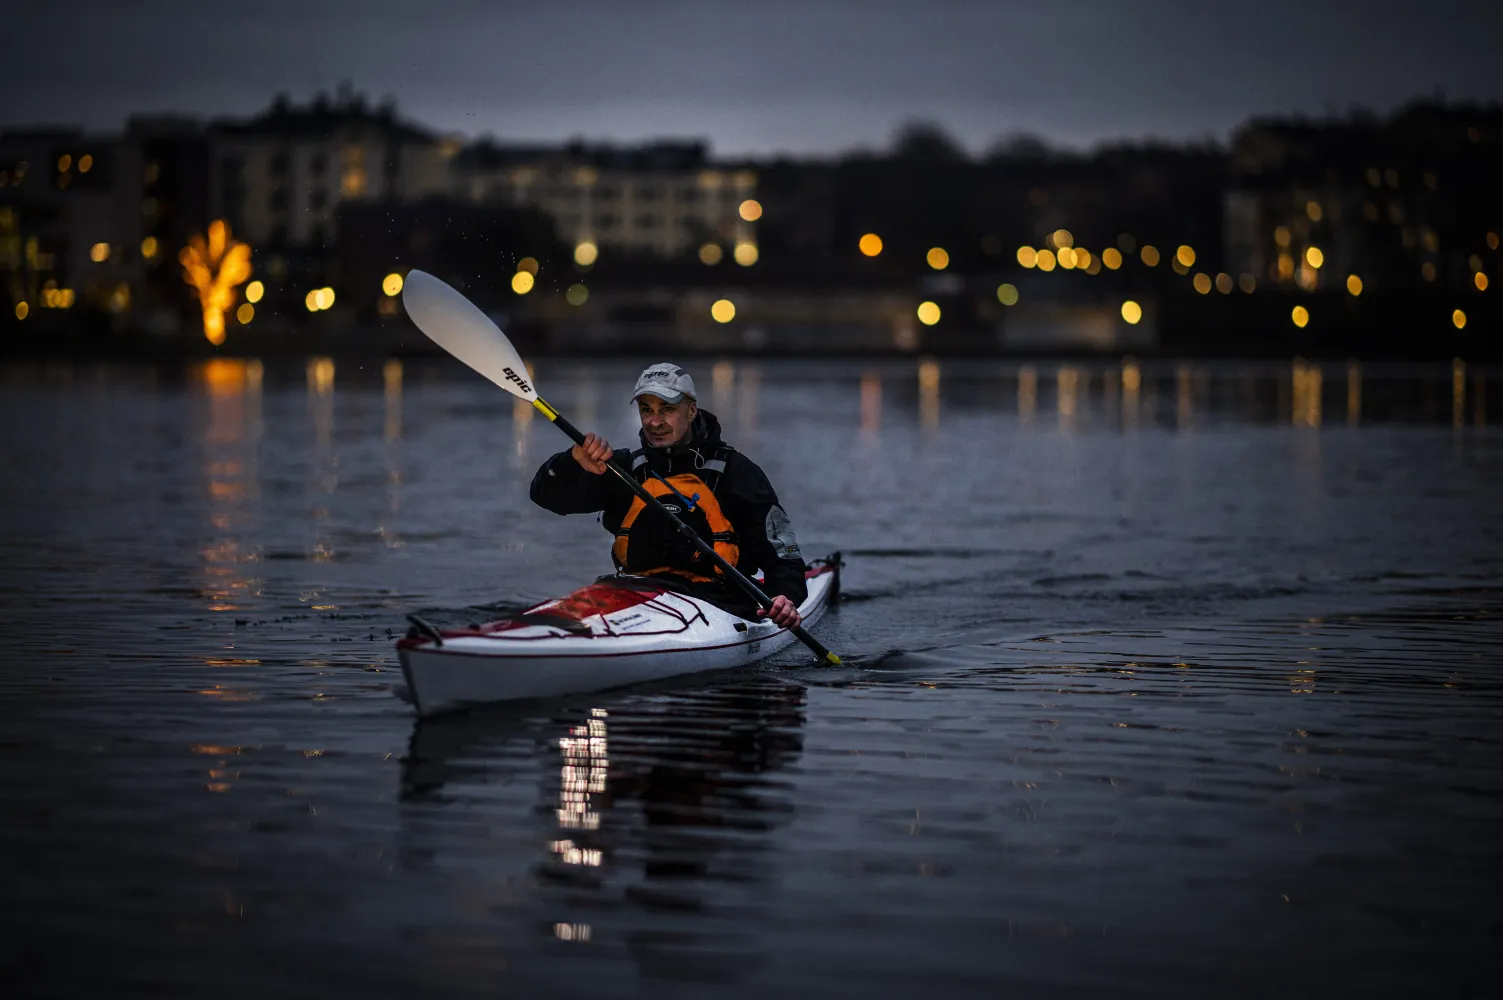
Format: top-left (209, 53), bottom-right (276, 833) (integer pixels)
top-left (2, 357), bottom-right (1500, 998)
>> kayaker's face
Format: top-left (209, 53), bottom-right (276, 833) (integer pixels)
top-left (637, 395), bottom-right (696, 447)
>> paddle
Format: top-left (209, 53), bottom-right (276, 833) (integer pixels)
top-left (401, 269), bottom-right (841, 665)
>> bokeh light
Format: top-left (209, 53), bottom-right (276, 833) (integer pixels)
top-left (1141, 245), bottom-right (1160, 266)
top-left (511, 271), bottom-right (535, 294)
top-left (1016, 246), bottom-right (1037, 268)
top-left (699, 242), bottom-right (723, 265)
top-left (734, 242), bottom-right (759, 266)
top-left (916, 301), bottom-right (941, 326)
top-left (1036, 249), bottom-right (1057, 272)
top-left (245, 280), bottom-right (264, 303)
top-left (517, 257), bottom-right (539, 275)
top-left (711, 298), bottom-right (735, 323)
top-left (236, 303), bottom-right (254, 324)
top-left (573, 241), bottom-right (598, 267)
top-left (566, 283), bottom-right (589, 306)
top-left (1121, 300), bottom-right (1142, 324)
top-left (382, 273), bottom-right (403, 296)
top-left (859, 233), bottom-right (883, 257)
top-left (1452, 309), bottom-right (1467, 329)
top-left (1292, 305), bottom-right (1309, 328)
top-left (926, 247), bottom-right (949, 270)
top-left (996, 283), bottom-right (1019, 306)
top-left (738, 199), bottom-right (763, 222)
top-left (1102, 248), bottom-right (1122, 270)
top-left (1346, 274), bottom-right (1363, 296)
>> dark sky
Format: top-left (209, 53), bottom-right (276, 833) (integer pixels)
top-left (8, 0), bottom-right (1502, 155)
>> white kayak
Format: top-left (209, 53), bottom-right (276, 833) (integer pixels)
top-left (396, 554), bottom-right (841, 716)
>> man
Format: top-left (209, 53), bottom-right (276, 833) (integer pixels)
top-left (530, 362), bottom-right (806, 628)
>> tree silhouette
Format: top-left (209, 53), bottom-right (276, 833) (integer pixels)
top-left (180, 220), bottom-right (252, 345)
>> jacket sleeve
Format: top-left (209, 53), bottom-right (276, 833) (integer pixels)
top-left (723, 456), bottom-right (808, 606)
top-left (529, 448), bottom-right (625, 515)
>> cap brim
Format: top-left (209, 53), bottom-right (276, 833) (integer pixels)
top-left (633, 389), bottom-right (686, 403)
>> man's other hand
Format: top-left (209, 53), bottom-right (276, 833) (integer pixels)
top-left (571, 433), bottom-right (612, 474)
top-left (760, 595), bottom-right (802, 630)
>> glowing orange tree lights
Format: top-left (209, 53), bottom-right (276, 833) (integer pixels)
top-left (180, 220), bottom-right (252, 346)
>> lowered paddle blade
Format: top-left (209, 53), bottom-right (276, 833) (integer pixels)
top-left (401, 269), bottom-right (539, 401)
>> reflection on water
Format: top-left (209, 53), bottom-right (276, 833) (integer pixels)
top-left (1, 357), bottom-right (1500, 998)
top-left (400, 679), bottom-right (808, 985)
top-left (860, 370), bottom-right (881, 439)
top-left (1018, 363), bottom-right (1037, 425)
top-left (918, 357), bottom-right (940, 429)
top-left (1122, 359), bottom-right (1141, 427)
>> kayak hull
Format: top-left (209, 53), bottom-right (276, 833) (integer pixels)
top-left (397, 555), bottom-right (839, 716)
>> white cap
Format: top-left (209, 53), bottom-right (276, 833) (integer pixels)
top-left (631, 362), bottom-right (697, 403)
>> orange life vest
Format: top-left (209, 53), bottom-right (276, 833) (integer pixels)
top-left (611, 451), bottom-right (739, 584)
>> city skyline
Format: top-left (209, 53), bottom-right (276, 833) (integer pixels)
top-left (8, 0), bottom-right (1503, 156)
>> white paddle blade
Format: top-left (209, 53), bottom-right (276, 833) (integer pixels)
top-left (401, 269), bottom-right (538, 401)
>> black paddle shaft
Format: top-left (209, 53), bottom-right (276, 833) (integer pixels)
top-left (545, 408), bottom-right (837, 662)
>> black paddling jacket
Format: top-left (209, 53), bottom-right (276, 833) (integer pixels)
top-left (529, 410), bottom-right (808, 607)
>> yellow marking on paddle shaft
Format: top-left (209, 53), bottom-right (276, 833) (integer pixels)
top-left (826, 652), bottom-right (842, 665)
